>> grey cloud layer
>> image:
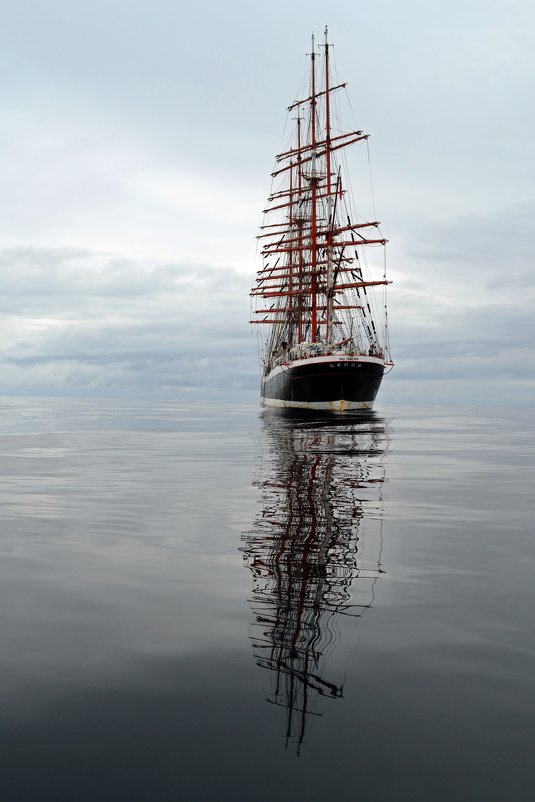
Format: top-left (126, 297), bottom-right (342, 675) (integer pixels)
top-left (386, 200), bottom-right (535, 402)
top-left (0, 248), bottom-right (257, 396)
top-left (1, 193), bottom-right (532, 403)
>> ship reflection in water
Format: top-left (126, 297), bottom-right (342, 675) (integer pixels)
top-left (242, 411), bottom-right (388, 754)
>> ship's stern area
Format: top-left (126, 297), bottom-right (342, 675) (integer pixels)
top-left (261, 355), bottom-right (385, 412)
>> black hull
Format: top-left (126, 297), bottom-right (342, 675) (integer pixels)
top-left (262, 358), bottom-right (384, 411)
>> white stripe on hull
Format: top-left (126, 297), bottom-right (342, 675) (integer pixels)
top-left (261, 397), bottom-right (375, 413)
top-left (264, 354), bottom-right (384, 383)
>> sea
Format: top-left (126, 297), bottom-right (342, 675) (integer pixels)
top-left (0, 396), bottom-right (534, 801)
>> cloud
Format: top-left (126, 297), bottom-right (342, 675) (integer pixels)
top-left (0, 105), bottom-right (259, 269)
top-left (1, 190), bottom-right (533, 402)
top-left (0, 248), bottom-right (258, 397)
top-left (385, 201), bottom-right (535, 401)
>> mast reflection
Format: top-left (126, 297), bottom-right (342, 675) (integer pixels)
top-left (242, 411), bottom-right (388, 754)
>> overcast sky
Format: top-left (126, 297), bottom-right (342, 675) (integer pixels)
top-left (1, 0), bottom-right (533, 404)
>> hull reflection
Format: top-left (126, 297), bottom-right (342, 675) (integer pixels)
top-left (242, 411), bottom-right (389, 754)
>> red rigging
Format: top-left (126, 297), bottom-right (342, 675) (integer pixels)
top-left (250, 28), bottom-right (393, 413)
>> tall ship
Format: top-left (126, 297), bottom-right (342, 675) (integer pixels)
top-left (251, 28), bottom-right (393, 412)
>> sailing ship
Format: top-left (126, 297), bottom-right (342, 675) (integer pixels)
top-left (251, 28), bottom-right (393, 412)
top-left (242, 413), bottom-right (387, 753)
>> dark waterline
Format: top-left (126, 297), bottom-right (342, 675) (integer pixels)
top-left (0, 397), bottom-right (534, 801)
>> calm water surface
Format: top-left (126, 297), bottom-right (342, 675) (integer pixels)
top-left (0, 397), bottom-right (534, 801)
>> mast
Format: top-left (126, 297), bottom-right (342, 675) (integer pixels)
top-left (296, 113), bottom-right (304, 344)
top-left (288, 158), bottom-right (294, 346)
top-left (310, 34), bottom-right (318, 343)
top-left (323, 25), bottom-right (334, 344)
top-left (324, 26), bottom-right (332, 196)
top-left (250, 32), bottom-right (391, 364)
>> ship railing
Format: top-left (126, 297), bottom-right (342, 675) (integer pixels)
top-left (267, 347), bottom-right (385, 371)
